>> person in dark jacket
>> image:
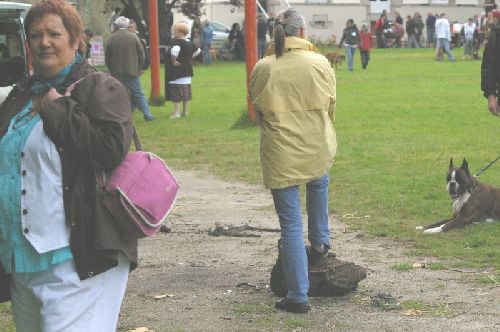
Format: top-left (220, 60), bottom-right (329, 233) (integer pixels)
top-left (338, 19), bottom-right (359, 71)
top-left (0, 0), bottom-right (135, 330)
top-left (481, 10), bottom-right (500, 116)
top-left (375, 14), bottom-right (386, 48)
top-left (229, 22), bottom-right (245, 60)
top-left (257, 14), bottom-right (268, 59)
top-left (165, 22), bottom-right (201, 119)
top-left (406, 15), bottom-right (419, 48)
top-left (426, 12), bottom-right (437, 47)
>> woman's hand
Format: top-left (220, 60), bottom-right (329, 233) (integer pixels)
top-left (33, 88), bottom-right (63, 110)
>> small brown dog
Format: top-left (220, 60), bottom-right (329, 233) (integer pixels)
top-left (325, 52), bottom-right (346, 70)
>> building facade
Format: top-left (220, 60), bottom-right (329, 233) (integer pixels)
top-left (195, 0), bottom-right (491, 44)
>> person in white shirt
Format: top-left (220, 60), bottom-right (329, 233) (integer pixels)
top-left (435, 13), bottom-right (456, 61)
top-left (462, 18), bottom-right (476, 60)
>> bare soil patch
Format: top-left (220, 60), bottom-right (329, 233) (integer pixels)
top-left (118, 170), bottom-right (500, 332)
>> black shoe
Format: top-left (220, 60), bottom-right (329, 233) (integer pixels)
top-left (275, 298), bottom-right (310, 313)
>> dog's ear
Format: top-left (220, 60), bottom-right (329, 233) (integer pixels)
top-left (461, 158), bottom-right (469, 171)
top-left (449, 158), bottom-right (454, 169)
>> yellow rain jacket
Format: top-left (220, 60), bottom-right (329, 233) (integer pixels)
top-left (250, 36), bottom-right (337, 189)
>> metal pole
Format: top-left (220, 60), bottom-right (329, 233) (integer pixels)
top-left (256, 0), bottom-right (269, 19)
top-left (148, 0), bottom-right (161, 103)
top-left (245, 0), bottom-right (257, 121)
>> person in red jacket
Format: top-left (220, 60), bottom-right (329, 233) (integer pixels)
top-left (359, 24), bottom-right (373, 69)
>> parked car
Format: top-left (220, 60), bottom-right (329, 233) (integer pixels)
top-left (157, 19), bottom-right (230, 63)
top-left (205, 20), bottom-right (231, 49)
top-left (0, 2), bottom-right (31, 104)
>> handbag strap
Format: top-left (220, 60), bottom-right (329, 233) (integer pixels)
top-left (132, 125), bottom-right (142, 151)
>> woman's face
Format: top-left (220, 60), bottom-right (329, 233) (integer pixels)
top-left (28, 14), bottom-right (78, 79)
top-left (172, 27), bottom-right (185, 39)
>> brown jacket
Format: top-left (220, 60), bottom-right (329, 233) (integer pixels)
top-left (105, 28), bottom-right (145, 77)
top-left (0, 61), bottom-right (136, 302)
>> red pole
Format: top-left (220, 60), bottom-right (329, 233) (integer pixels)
top-left (148, 0), bottom-right (161, 103)
top-left (245, 0), bottom-right (257, 122)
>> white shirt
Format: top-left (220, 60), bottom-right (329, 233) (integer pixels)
top-left (463, 23), bottom-right (476, 41)
top-left (435, 18), bottom-right (451, 40)
top-left (21, 121), bottom-right (70, 253)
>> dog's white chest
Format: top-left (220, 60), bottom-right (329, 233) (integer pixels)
top-left (453, 192), bottom-right (471, 215)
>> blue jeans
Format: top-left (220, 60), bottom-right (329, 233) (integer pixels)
top-left (435, 38), bottom-right (455, 61)
top-left (427, 28), bottom-right (435, 46)
top-left (203, 43), bottom-right (211, 64)
top-left (360, 51), bottom-right (370, 69)
top-left (271, 174), bottom-right (331, 304)
top-left (344, 46), bottom-right (355, 71)
top-left (114, 75), bottom-right (153, 119)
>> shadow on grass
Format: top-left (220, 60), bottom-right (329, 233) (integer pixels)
top-left (231, 109), bottom-right (259, 129)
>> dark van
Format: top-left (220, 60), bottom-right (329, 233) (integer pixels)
top-left (0, 2), bottom-right (31, 103)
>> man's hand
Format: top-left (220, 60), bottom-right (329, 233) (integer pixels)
top-left (487, 95), bottom-right (500, 116)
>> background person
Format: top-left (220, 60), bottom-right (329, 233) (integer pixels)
top-left (481, 9), bottom-right (500, 116)
top-left (462, 18), bottom-right (476, 60)
top-left (406, 15), bottom-right (418, 48)
top-left (108, 7), bottom-right (121, 33)
top-left (0, 0), bottom-right (136, 330)
top-left (359, 24), bottom-right (372, 69)
top-left (257, 13), bottom-right (268, 59)
top-left (128, 19), bottom-right (149, 70)
top-left (435, 13), bottom-right (456, 61)
top-left (250, 8), bottom-right (337, 314)
top-left (375, 14), bottom-right (386, 48)
top-left (201, 20), bottom-right (213, 65)
top-left (228, 23), bottom-right (245, 60)
top-left (413, 12), bottom-right (424, 47)
top-left (165, 22), bottom-right (201, 119)
top-left (78, 28), bottom-right (93, 63)
top-left (426, 12), bottom-right (436, 47)
top-left (338, 18), bottom-right (359, 71)
top-left (105, 16), bottom-right (154, 121)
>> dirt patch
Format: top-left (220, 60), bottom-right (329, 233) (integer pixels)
top-left (118, 170), bottom-right (500, 332)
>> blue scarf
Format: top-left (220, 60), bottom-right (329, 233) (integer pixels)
top-left (31, 53), bottom-right (83, 95)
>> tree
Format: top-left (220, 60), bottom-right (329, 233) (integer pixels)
top-left (103, 0), bottom-right (204, 46)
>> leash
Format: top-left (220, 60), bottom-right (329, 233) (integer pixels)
top-left (474, 156), bottom-right (500, 177)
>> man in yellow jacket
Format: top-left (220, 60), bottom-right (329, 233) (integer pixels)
top-left (250, 8), bottom-right (337, 313)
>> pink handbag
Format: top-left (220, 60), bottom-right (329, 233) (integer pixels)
top-left (97, 129), bottom-right (179, 240)
top-left (65, 77), bottom-right (178, 240)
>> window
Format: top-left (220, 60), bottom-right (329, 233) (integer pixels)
top-left (309, 14), bottom-right (333, 29)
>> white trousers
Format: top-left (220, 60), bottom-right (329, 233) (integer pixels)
top-left (11, 253), bottom-right (130, 332)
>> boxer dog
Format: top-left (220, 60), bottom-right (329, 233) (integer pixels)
top-left (325, 52), bottom-right (346, 70)
top-left (417, 158), bottom-right (500, 234)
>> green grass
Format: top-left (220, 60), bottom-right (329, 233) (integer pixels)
top-left (135, 49), bottom-right (500, 269)
top-left (391, 262), bottom-right (413, 271)
top-left (401, 299), bottom-right (452, 316)
top-left (283, 318), bottom-right (311, 328)
top-left (138, 48), bottom-right (500, 271)
top-left (427, 262), bottom-right (448, 270)
top-left (477, 271), bottom-right (500, 284)
top-left (0, 303), bottom-right (14, 331)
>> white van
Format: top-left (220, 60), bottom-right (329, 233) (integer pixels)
top-left (0, 2), bottom-right (31, 104)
